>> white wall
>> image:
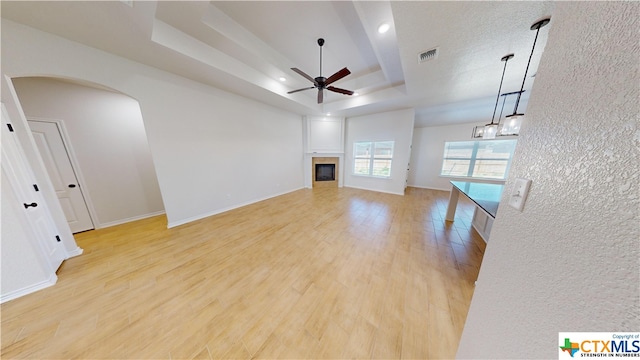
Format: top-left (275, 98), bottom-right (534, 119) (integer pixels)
top-left (12, 77), bottom-right (165, 228)
top-left (1, 19), bottom-right (304, 228)
top-left (457, 2), bottom-right (639, 358)
top-left (344, 108), bottom-right (414, 195)
top-left (140, 78), bottom-right (304, 227)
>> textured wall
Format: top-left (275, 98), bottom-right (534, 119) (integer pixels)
top-left (458, 2), bottom-right (639, 358)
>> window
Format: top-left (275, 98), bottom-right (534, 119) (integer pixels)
top-left (354, 141), bottom-right (394, 178)
top-left (440, 140), bottom-right (517, 179)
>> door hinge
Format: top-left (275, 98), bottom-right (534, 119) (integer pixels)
top-left (55, 235), bottom-right (61, 242)
top-left (7, 123), bottom-right (14, 132)
top-left (33, 184), bottom-right (40, 192)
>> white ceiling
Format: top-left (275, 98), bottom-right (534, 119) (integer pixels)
top-left (1, 1), bottom-right (555, 127)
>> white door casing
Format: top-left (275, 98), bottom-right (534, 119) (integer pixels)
top-left (28, 121), bottom-right (94, 233)
top-left (2, 105), bottom-right (66, 271)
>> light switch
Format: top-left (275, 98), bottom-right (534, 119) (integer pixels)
top-left (508, 178), bottom-right (532, 211)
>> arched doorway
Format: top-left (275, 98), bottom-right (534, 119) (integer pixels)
top-left (11, 76), bottom-right (165, 232)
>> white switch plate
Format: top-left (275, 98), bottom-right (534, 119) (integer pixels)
top-left (509, 178), bottom-right (532, 211)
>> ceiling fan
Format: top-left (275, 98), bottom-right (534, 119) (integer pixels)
top-left (287, 38), bottom-right (354, 104)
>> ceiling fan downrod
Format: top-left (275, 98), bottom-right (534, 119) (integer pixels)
top-left (318, 38), bottom-right (324, 77)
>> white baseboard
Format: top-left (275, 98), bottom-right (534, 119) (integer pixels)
top-left (98, 210), bottom-right (166, 229)
top-left (406, 184), bottom-right (451, 192)
top-left (471, 223), bottom-right (489, 243)
top-left (167, 187), bottom-right (304, 229)
top-left (66, 246), bottom-right (84, 258)
top-left (343, 185), bottom-right (405, 196)
top-left (1, 274), bottom-right (57, 304)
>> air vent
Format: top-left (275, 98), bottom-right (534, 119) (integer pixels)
top-left (418, 47), bottom-right (439, 63)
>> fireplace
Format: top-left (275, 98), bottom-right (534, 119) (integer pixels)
top-left (311, 157), bottom-right (339, 188)
top-left (315, 164), bottom-right (335, 181)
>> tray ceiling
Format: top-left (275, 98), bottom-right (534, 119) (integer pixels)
top-left (1, 1), bottom-right (554, 127)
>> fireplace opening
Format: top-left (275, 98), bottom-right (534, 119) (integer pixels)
top-left (315, 164), bottom-right (336, 181)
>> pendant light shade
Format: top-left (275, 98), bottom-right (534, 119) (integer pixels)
top-left (482, 123), bottom-right (498, 139)
top-left (500, 113), bottom-right (523, 136)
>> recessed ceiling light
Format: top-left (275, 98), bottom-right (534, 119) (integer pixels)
top-left (353, 92), bottom-right (359, 96)
top-left (279, 77), bottom-right (286, 82)
top-left (378, 23), bottom-right (390, 34)
top-left (326, 113), bottom-right (331, 116)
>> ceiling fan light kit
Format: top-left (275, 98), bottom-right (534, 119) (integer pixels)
top-left (287, 38), bottom-right (355, 104)
top-left (473, 17), bottom-right (550, 139)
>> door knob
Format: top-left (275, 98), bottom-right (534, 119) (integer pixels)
top-left (68, 184), bottom-right (76, 188)
top-left (23, 202), bottom-right (38, 209)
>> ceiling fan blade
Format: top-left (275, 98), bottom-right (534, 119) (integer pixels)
top-left (291, 68), bottom-right (317, 84)
top-left (325, 67), bottom-right (351, 86)
top-left (327, 86), bottom-right (354, 96)
top-left (287, 86), bottom-right (315, 94)
top-left (317, 89), bottom-right (324, 104)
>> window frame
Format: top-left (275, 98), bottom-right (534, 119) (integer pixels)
top-left (440, 139), bottom-right (517, 180)
top-left (353, 140), bottom-right (395, 178)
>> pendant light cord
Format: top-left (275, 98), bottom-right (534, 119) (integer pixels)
top-left (512, 24), bottom-right (543, 115)
top-left (497, 95), bottom-right (507, 125)
top-left (491, 56), bottom-right (511, 124)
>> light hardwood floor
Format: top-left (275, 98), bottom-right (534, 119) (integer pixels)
top-left (1, 187), bottom-right (485, 359)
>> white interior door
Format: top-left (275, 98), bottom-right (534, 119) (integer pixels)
top-left (28, 121), bottom-right (94, 233)
top-left (2, 105), bottom-right (66, 271)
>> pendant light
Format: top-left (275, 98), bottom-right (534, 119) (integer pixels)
top-left (473, 54), bottom-right (514, 139)
top-left (496, 90), bottom-right (523, 135)
top-left (503, 17), bottom-right (551, 136)
top-left (487, 54), bottom-right (514, 139)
